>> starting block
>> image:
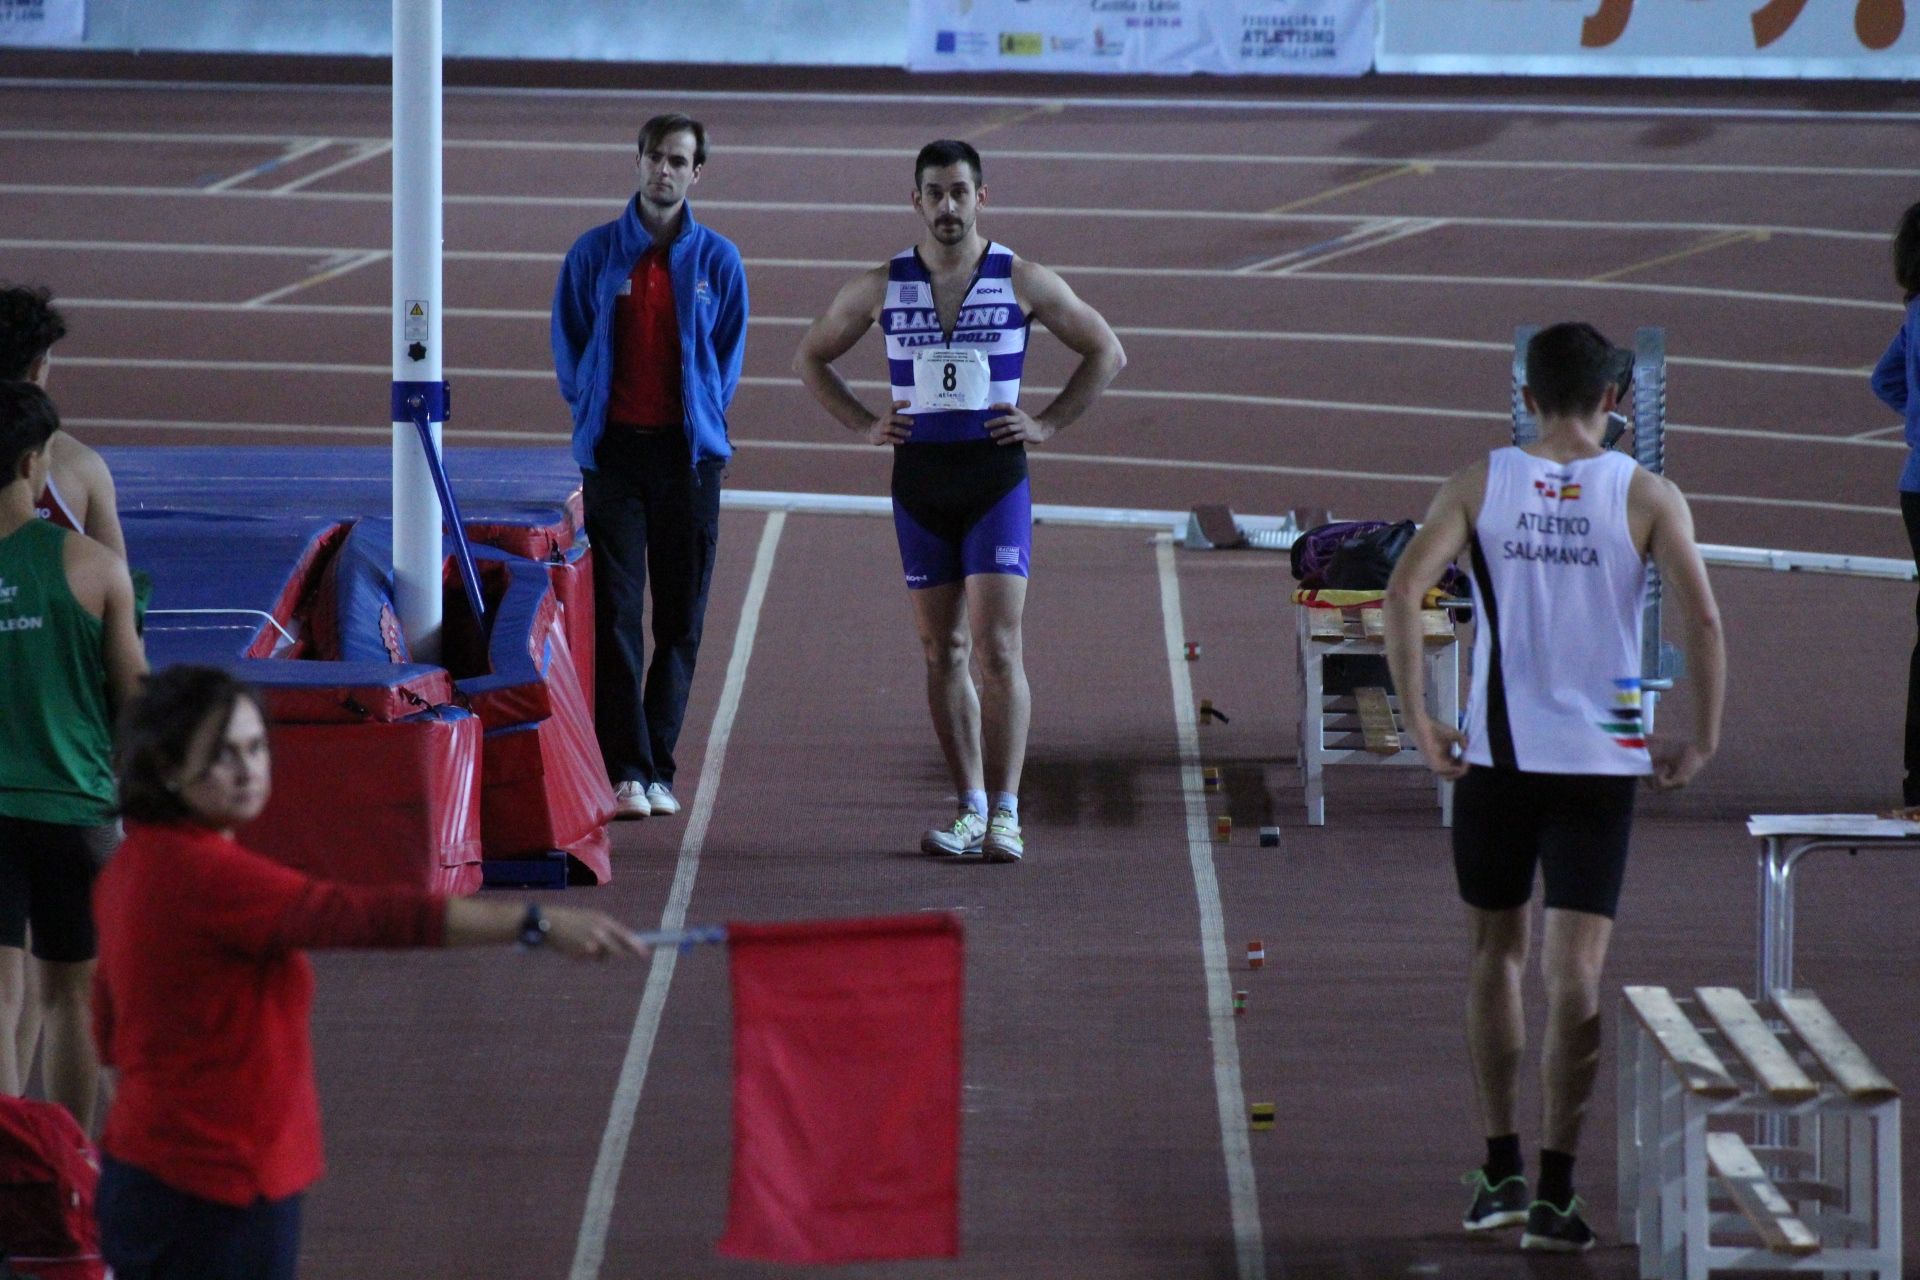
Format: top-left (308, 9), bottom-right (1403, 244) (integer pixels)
top-left (1618, 984), bottom-right (1900, 1279)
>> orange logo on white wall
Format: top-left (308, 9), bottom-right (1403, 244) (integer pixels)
top-left (1581, 0), bottom-right (1904, 49)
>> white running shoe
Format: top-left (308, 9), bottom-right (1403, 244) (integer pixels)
top-left (921, 810), bottom-right (987, 856)
top-left (613, 780), bottom-right (651, 819)
top-left (644, 783), bottom-right (680, 816)
top-left (981, 809), bottom-right (1024, 863)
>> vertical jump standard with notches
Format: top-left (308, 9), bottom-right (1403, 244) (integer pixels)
top-left (391, 0), bottom-right (485, 660)
top-left (1512, 325), bottom-right (1679, 729)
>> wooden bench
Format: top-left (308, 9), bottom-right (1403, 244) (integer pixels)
top-left (1618, 984), bottom-right (1901, 1279)
top-left (1293, 595), bottom-right (1458, 825)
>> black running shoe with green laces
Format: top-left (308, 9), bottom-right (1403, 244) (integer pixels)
top-left (1520, 1197), bottom-right (1596, 1252)
top-left (1461, 1171), bottom-right (1529, 1232)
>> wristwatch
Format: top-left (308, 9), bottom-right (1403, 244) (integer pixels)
top-left (519, 902), bottom-right (550, 949)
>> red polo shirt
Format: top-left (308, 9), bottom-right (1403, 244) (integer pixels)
top-left (93, 821), bottom-right (446, 1206)
top-left (606, 245), bottom-right (683, 430)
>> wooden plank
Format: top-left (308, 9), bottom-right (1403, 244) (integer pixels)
top-left (1705, 1131), bottom-right (1822, 1256)
top-left (1306, 610), bottom-right (1346, 641)
top-left (1421, 609), bottom-right (1454, 641)
top-left (1622, 986), bottom-right (1739, 1098)
top-left (1694, 987), bottom-right (1818, 1102)
top-left (1771, 990), bottom-right (1899, 1102)
top-left (1353, 686), bottom-right (1401, 755)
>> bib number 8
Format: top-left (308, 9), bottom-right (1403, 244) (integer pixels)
top-left (942, 362), bottom-right (957, 392)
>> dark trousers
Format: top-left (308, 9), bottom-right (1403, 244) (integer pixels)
top-left (97, 1156), bottom-right (303, 1280)
top-left (582, 428), bottom-right (724, 788)
top-left (1904, 493), bottom-right (1920, 804)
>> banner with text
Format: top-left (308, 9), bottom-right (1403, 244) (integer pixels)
top-left (908, 0), bottom-right (1376, 76)
top-left (1378, 0), bottom-right (1920, 77)
top-left (0, 0), bottom-right (83, 46)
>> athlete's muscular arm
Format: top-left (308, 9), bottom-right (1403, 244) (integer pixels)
top-left (1384, 463), bottom-right (1484, 780)
top-left (793, 268), bottom-right (912, 446)
top-left (991, 260), bottom-right (1126, 447)
top-left (1635, 470), bottom-right (1724, 791)
top-left (65, 536), bottom-right (148, 713)
top-left (50, 435), bottom-right (127, 560)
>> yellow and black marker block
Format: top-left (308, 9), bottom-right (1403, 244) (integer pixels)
top-left (1249, 1102), bottom-right (1276, 1131)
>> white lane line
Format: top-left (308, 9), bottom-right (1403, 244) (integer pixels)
top-left (52, 361), bottom-right (1898, 453)
top-left (1850, 424), bottom-right (1907, 441)
top-left (66, 417), bottom-right (1899, 521)
top-left (7, 130), bottom-right (1919, 177)
top-left (273, 139), bottom-right (391, 194)
top-left (200, 137), bottom-right (333, 191)
top-left (24, 288), bottom-right (1872, 380)
top-left (1269, 217), bottom-right (1448, 276)
top-left (12, 83), bottom-right (1918, 121)
top-left (240, 249), bottom-right (388, 308)
top-left (1154, 534), bottom-right (1267, 1280)
top-left (568, 510), bottom-right (785, 1280)
top-left (0, 181), bottom-right (1888, 243)
top-left (1233, 217), bottom-right (1402, 275)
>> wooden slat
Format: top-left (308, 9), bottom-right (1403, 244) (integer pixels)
top-left (1353, 686), bottom-right (1401, 755)
top-left (1623, 986), bottom-right (1739, 1098)
top-left (1771, 990), bottom-right (1899, 1102)
top-left (1694, 987), bottom-right (1818, 1102)
top-left (1706, 1131), bottom-right (1822, 1256)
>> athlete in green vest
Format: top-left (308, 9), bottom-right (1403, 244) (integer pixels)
top-left (0, 381), bottom-right (145, 1128)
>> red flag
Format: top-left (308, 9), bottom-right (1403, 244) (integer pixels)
top-left (719, 913), bottom-right (963, 1264)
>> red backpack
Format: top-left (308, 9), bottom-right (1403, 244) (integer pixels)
top-left (0, 1096), bottom-right (103, 1280)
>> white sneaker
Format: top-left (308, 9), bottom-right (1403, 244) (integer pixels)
top-left (613, 780), bottom-right (651, 819)
top-left (921, 810), bottom-right (987, 856)
top-left (981, 809), bottom-right (1024, 863)
top-left (644, 782), bottom-right (680, 816)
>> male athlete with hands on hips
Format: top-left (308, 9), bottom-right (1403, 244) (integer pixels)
top-left (794, 139), bottom-right (1125, 863)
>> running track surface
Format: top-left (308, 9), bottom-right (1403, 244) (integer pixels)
top-left (0, 63), bottom-right (1916, 1277)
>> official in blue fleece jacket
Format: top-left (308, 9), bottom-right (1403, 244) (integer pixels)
top-left (551, 113), bottom-right (748, 819)
top-left (1870, 198), bottom-right (1920, 805)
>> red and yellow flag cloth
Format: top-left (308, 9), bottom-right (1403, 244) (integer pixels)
top-left (719, 913), bottom-right (964, 1265)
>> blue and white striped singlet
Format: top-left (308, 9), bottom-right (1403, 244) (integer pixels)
top-left (880, 242), bottom-right (1030, 445)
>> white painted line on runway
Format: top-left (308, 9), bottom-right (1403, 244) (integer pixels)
top-left (1269, 217), bottom-right (1448, 275)
top-left (1154, 534), bottom-right (1267, 1280)
top-left (29, 284), bottom-right (1873, 380)
top-left (10, 82), bottom-right (1920, 122)
top-left (569, 511), bottom-right (786, 1280)
top-left (200, 137), bottom-right (332, 191)
top-left (273, 140), bottom-right (391, 193)
top-left (240, 249), bottom-right (388, 307)
top-left (52, 358), bottom-right (1897, 453)
top-left (0, 181), bottom-right (1887, 244)
top-left (63, 418), bottom-right (1899, 519)
top-left (9, 128), bottom-right (1919, 178)
top-left (1849, 424), bottom-right (1907, 441)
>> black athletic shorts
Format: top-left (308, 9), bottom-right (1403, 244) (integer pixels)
top-left (1451, 766), bottom-right (1638, 919)
top-left (0, 814), bottom-right (118, 962)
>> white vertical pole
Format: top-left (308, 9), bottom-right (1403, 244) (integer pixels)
top-left (392, 0), bottom-right (444, 660)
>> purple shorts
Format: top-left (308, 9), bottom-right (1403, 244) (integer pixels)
top-left (890, 441), bottom-right (1031, 589)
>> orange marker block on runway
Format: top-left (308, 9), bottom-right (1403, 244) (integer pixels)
top-left (1247, 939), bottom-right (1265, 969)
top-left (1214, 814), bottom-right (1232, 841)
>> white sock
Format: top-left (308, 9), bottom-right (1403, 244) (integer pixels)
top-left (962, 790), bottom-right (989, 818)
top-left (993, 792), bottom-right (1019, 819)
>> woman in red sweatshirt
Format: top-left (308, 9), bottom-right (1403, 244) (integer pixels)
top-left (91, 665), bottom-right (647, 1280)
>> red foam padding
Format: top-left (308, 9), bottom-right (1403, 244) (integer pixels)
top-left (548, 553), bottom-right (594, 714)
top-left (256, 668), bottom-right (454, 725)
top-left (479, 615), bottom-right (614, 883)
top-left (241, 713), bottom-right (482, 893)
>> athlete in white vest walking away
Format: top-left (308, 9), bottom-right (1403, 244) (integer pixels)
top-left (1383, 321), bottom-right (1725, 1252)
top-left (795, 140), bottom-right (1125, 863)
